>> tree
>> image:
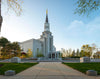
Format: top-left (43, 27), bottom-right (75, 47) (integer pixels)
top-left (68, 48), bottom-right (72, 57)
top-left (0, 37), bottom-right (21, 59)
top-left (75, 0), bottom-right (100, 16)
top-left (0, 37), bottom-right (10, 59)
top-left (1, 41), bottom-right (21, 59)
top-left (76, 49), bottom-right (80, 56)
top-left (71, 49), bottom-right (75, 57)
top-left (66, 50), bottom-right (69, 57)
top-left (61, 48), bottom-right (66, 57)
top-left (11, 42), bottom-right (21, 56)
top-left (1, 43), bottom-right (13, 58)
top-left (0, 0), bottom-right (23, 32)
top-left (81, 44), bottom-right (93, 57)
top-left (80, 50), bottom-right (85, 57)
top-left (61, 48), bottom-right (70, 57)
top-left (27, 48), bottom-right (33, 57)
top-left (0, 37), bottom-right (9, 47)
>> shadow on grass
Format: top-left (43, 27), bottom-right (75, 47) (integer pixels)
top-left (62, 62), bottom-right (100, 75)
top-left (0, 63), bottom-right (38, 75)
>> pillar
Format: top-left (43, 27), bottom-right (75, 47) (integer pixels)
top-left (51, 52), bottom-right (52, 59)
top-left (57, 53), bottom-right (58, 58)
top-left (55, 52), bottom-right (56, 59)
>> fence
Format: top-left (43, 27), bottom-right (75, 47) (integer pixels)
top-left (62, 58), bottom-right (100, 63)
top-left (90, 58), bottom-right (100, 62)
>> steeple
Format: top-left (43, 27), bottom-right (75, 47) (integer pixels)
top-left (45, 9), bottom-right (48, 23)
top-left (44, 9), bottom-right (50, 32)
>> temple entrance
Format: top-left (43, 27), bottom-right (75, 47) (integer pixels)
top-left (49, 53), bottom-right (58, 59)
top-left (52, 53), bottom-right (55, 58)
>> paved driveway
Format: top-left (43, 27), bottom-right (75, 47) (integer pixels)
top-left (0, 62), bottom-right (100, 79)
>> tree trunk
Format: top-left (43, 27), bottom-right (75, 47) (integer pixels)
top-left (0, 0), bottom-right (3, 32)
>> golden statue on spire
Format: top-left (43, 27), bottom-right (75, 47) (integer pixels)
top-left (45, 9), bottom-right (48, 23)
top-left (46, 9), bottom-right (48, 14)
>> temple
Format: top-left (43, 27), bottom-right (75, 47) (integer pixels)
top-left (20, 10), bottom-right (60, 59)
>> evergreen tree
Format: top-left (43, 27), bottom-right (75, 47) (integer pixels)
top-left (76, 49), bottom-right (80, 57)
top-left (71, 49), bottom-right (75, 57)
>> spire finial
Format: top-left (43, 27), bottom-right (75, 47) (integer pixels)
top-left (45, 9), bottom-right (48, 23)
top-left (46, 9), bottom-right (48, 15)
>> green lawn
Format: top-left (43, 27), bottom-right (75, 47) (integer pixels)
top-left (63, 63), bottom-right (100, 75)
top-left (0, 63), bottom-right (38, 75)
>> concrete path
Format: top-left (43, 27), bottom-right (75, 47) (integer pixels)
top-left (0, 62), bottom-right (100, 79)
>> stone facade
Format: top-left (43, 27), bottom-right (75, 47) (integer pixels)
top-left (20, 10), bottom-right (60, 59)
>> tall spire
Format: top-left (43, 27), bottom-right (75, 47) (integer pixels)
top-left (45, 9), bottom-right (48, 23)
top-left (44, 9), bottom-right (50, 32)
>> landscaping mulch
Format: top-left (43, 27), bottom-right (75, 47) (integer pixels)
top-left (0, 64), bottom-right (3, 68)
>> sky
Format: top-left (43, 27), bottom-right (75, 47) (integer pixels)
top-left (1, 0), bottom-right (100, 51)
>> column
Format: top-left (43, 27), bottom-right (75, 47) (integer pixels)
top-left (55, 52), bottom-right (56, 59)
top-left (58, 53), bottom-right (59, 58)
top-left (59, 53), bottom-right (61, 58)
top-left (57, 53), bottom-right (58, 59)
top-left (51, 52), bottom-right (52, 59)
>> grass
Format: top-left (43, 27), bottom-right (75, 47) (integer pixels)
top-left (0, 63), bottom-right (38, 75)
top-left (63, 63), bottom-right (100, 75)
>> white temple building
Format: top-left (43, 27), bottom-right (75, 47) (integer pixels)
top-left (20, 10), bottom-right (60, 59)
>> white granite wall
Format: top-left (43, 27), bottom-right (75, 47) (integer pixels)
top-left (33, 39), bottom-right (42, 57)
top-left (20, 39), bottom-right (42, 58)
top-left (20, 39), bottom-right (34, 53)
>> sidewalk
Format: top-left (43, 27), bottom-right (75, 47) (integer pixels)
top-left (0, 62), bottom-right (100, 79)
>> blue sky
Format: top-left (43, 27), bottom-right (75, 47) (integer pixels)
top-left (1, 0), bottom-right (100, 51)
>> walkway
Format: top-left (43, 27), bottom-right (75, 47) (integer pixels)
top-left (0, 62), bottom-right (100, 79)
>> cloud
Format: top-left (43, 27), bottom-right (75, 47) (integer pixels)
top-left (66, 16), bottom-right (100, 37)
top-left (86, 17), bottom-right (100, 34)
top-left (66, 20), bottom-right (85, 37)
top-left (67, 20), bottom-right (84, 31)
